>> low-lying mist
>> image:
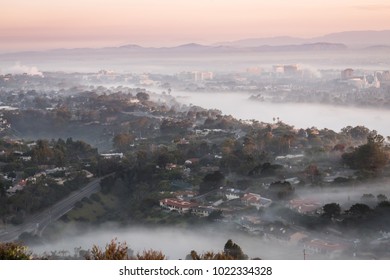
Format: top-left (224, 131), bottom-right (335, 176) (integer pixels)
top-left (172, 91), bottom-right (390, 138)
top-left (33, 223), bottom-right (304, 260)
top-left (295, 181), bottom-right (390, 206)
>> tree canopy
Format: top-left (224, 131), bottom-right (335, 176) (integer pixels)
top-left (342, 133), bottom-right (388, 173)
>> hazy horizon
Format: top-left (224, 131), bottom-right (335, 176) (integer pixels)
top-left (2, 0), bottom-right (390, 53)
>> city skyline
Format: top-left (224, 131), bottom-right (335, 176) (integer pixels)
top-left (1, 0), bottom-right (390, 52)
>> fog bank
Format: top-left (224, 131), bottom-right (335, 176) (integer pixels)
top-left (173, 91), bottom-right (390, 137)
top-left (33, 224), bottom-right (305, 260)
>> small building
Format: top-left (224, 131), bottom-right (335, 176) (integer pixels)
top-left (185, 158), bottom-right (200, 165)
top-left (19, 156), bottom-right (32, 162)
top-left (224, 188), bottom-right (243, 200)
top-left (241, 193), bottom-right (272, 209)
top-left (275, 154), bottom-right (304, 164)
top-left (159, 198), bottom-right (197, 214)
top-left (100, 153), bottom-right (124, 159)
top-left (175, 190), bottom-right (197, 200)
top-left (191, 206), bottom-right (215, 217)
top-left (6, 179), bottom-right (27, 195)
top-left (289, 199), bottom-right (322, 215)
top-left (341, 68), bottom-right (354, 80)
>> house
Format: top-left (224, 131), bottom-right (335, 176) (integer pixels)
top-left (275, 154), bottom-right (304, 164)
top-left (7, 184), bottom-right (24, 195)
top-left (100, 153), bottom-right (124, 159)
top-left (224, 188), bottom-right (243, 200)
top-left (175, 190), bottom-right (197, 200)
top-left (239, 215), bottom-right (264, 233)
top-left (241, 193), bottom-right (272, 209)
top-left (6, 179), bottom-right (27, 195)
top-left (185, 158), bottom-right (200, 165)
top-left (159, 198), bottom-right (197, 214)
top-left (19, 156), bottom-right (32, 162)
top-left (165, 163), bottom-right (184, 170)
top-left (176, 138), bottom-right (190, 145)
top-left (191, 206), bottom-right (215, 217)
top-left (264, 222), bottom-right (293, 243)
top-left (289, 199), bottom-right (322, 215)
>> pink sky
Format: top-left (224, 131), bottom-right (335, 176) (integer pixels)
top-left (1, 0), bottom-right (390, 52)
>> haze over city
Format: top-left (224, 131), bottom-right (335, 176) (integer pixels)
top-left (1, 0), bottom-right (390, 52)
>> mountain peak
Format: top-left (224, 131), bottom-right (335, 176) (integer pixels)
top-left (174, 43), bottom-right (209, 49)
top-left (118, 44), bottom-right (143, 49)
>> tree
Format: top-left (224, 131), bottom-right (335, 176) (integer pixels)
top-left (280, 134), bottom-right (294, 153)
top-left (199, 171), bottom-right (225, 194)
top-left (322, 203), bottom-right (341, 219)
top-left (113, 133), bottom-right (134, 152)
top-left (136, 150), bottom-right (148, 167)
top-left (361, 193), bottom-right (375, 204)
top-left (188, 239), bottom-right (252, 260)
top-left (348, 203), bottom-right (371, 217)
top-left (268, 181), bottom-right (294, 200)
top-left (304, 164), bottom-right (321, 184)
top-left (341, 126), bottom-right (370, 141)
top-left (377, 194), bottom-right (388, 202)
top-left (224, 239), bottom-right (248, 260)
top-left (376, 200), bottom-right (390, 209)
top-left (342, 133), bottom-right (388, 173)
top-left (86, 239), bottom-right (131, 260)
top-left (136, 92), bottom-right (150, 102)
top-left (0, 242), bottom-right (31, 260)
top-left (207, 210), bottom-right (223, 221)
top-left (187, 250), bottom-right (234, 260)
top-left (31, 140), bottom-right (54, 164)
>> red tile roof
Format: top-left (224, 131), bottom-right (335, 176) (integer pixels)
top-left (160, 198), bottom-right (197, 209)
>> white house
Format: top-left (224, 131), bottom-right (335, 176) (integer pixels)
top-left (159, 198), bottom-right (197, 214)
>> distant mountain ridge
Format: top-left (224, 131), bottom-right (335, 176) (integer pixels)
top-left (251, 42), bottom-right (347, 52)
top-left (1, 30), bottom-right (389, 58)
top-left (30, 42), bottom-right (347, 56)
top-left (43, 42), bottom-right (347, 56)
top-left (218, 30), bottom-right (390, 48)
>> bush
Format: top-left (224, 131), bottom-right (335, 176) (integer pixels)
top-left (86, 239), bottom-right (131, 260)
top-left (0, 242), bottom-right (31, 260)
top-left (136, 249), bottom-right (166, 260)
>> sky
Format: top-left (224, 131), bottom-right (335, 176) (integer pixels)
top-left (1, 0), bottom-right (390, 52)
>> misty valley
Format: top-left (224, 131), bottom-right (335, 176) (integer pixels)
top-left (1, 48), bottom-right (390, 260)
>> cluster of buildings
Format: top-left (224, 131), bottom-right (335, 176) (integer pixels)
top-left (177, 71), bottom-right (214, 82)
top-left (340, 68), bottom-right (390, 89)
top-left (159, 188), bottom-right (272, 217)
top-left (4, 167), bottom-right (93, 196)
top-left (159, 185), bottom-right (354, 257)
top-left (272, 64), bottom-right (301, 76)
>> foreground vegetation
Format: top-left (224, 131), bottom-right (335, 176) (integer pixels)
top-left (0, 239), bottom-right (253, 260)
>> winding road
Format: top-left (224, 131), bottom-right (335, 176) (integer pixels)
top-left (0, 176), bottom-right (105, 242)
